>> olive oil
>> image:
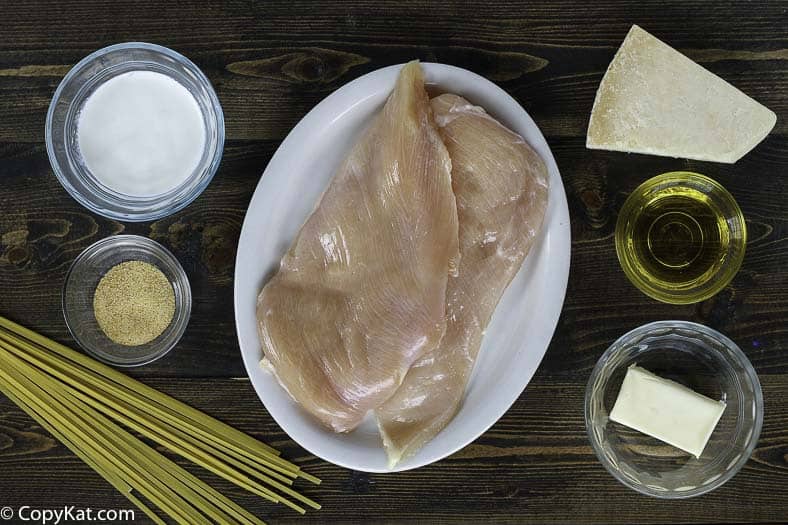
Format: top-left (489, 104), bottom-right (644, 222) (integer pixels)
top-left (631, 187), bottom-right (729, 284)
top-left (615, 172), bottom-right (746, 304)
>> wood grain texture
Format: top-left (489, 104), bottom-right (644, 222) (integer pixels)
top-left (0, 1), bottom-right (786, 523)
top-left (0, 376), bottom-right (786, 524)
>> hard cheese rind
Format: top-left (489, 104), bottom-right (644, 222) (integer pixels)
top-left (609, 365), bottom-right (726, 458)
top-left (587, 25), bottom-right (776, 163)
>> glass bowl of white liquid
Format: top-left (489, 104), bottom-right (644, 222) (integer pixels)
top-left (585, 321), bottom-right (763, 498)
top-left (46, 42), bottom-right (224, 222)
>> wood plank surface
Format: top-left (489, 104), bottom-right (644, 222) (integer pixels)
top-left (0, 1), bottom-right (786, 523)
top-left (1, 376), bottom-right (786, 524)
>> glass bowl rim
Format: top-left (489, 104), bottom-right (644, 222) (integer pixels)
top-left (45, 41), bottom-right (225, 223)
top-left (584, 319), bottom-right (764, 499)
top-left (61, 234), bottom-right (192, 367)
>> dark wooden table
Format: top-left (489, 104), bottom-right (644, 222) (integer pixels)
top-left (1, 1), bottom-right (786, 523)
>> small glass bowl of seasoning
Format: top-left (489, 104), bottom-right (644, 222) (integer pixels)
top-left (46, 42), bottom-right (224, 222)
top-left (585, 321), bottom-right (763, 498)
top-left (63, 235), bottom-right (191, 366)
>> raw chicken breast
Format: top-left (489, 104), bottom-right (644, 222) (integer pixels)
top-left (256, 62), bottom-right (459, 433)
top-left (376, 94), bottom-right (549, 466)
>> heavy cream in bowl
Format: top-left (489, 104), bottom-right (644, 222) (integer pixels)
top-left (77, 70), bottom-right (206, 197)
top-left (46, 42), bottom-right (224, 222)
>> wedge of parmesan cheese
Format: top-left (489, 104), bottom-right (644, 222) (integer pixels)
top-left (587, 25), bottom-right (776, 163)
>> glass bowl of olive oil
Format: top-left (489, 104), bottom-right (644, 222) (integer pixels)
top-left (615, 172), bottom-right (746, 304)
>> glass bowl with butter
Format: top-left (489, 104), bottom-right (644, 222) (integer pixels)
top-left (585, 320), bottom-right (763, 498)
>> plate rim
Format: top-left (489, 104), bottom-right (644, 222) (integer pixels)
top-left (234, 62), bottom-right (571, 472)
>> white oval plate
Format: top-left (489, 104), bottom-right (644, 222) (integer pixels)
top-left (234, 63), bottom-right (571, 472)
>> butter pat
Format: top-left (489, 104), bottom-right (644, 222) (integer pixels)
top-left (587, 25), bottom-right (776, 163)
top-left (609, 365), bottom-right (726, 457)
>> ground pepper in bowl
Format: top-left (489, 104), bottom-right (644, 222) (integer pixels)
top-left (93, 260), bottom-right (175, 346)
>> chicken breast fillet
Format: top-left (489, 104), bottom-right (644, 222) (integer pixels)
top-left (376, 94), bottom-right (549, 466)
top-left (256, 63), bottom-right (460, 433)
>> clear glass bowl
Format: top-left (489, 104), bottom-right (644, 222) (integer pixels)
top-left (585, 321), bottom-right (763, 498)
top-left (62, 235), bottom-right (191, 367)
top-left (45, 42), bottom-right (224, 222)
top-left (615, 172), bottom-right (746, 304)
